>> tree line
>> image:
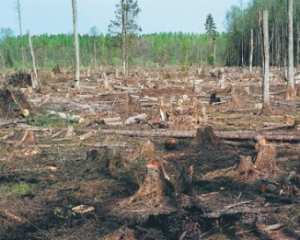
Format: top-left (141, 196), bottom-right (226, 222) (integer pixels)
top-left (226, 0), bottom-right (300, 68)
top-left (0, 30), bottom-right (227, 71)
top-left (1, 0), bottom-right (299, 73)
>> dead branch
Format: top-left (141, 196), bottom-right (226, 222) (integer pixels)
top-left (200, 205), bottom-right (294, 219)
top-left (0, 209), bottom-right (26, 224)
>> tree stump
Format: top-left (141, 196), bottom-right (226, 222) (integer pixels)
top-left (176, 165), bottom-right (194, 196)
top-left (285, 85), bottom-right (296, 100)
top-left (86, 147), bottom-right (125, 171)
top-left (236, 155), bottom-right (260, 180)
top-left (193, 126), bottom-right (219, 146)
top-left (128, 160), bottom-right (172, 206)
top-left (229, 94), bottom-right (241, 108)
top-left (193, 80), bottom-right (203, 93)
top-left (254, 144), bottom-right (278, 175)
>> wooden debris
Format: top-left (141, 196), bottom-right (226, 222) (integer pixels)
top-left (72, 205), bottom-right (94, 214)
top-left (165, 138), bottom-right (178, 150)
top-left (16, 130), bottom-right (36, 146)
top-left (47, 110), bottom-right (82, 122)
top-left (65, 126), bottom-right (74, 138)
top-left (0, 209), bottom-right (26, 224)
top-left (79, 131), bottom-right (93, 140)
top-left (125, 113), bottom-right (147, 125)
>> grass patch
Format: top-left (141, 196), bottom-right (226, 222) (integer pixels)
top-left (27, 109), bottom-right (80, 127)
top-left (1, 183), bottom-right (32, 196)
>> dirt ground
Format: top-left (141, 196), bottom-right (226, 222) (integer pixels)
top-left (1, 66), bottom-right (300, 240)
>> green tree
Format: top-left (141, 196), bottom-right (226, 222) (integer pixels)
top-left (108, 0), bottom-right (142, 75)
top-left (204, 14), bottom-right (218, 65)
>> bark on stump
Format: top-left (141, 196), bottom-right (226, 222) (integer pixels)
top-left (236, 155), bottom-right (260, 180)
top-left (86, 147), bottom-right (125, 171)
top-left (254, 144), bottom-right (278, 175)
top-left (193, 126), bottom-right (219, 146)
top-left (128, 161), bottom-right (172, 206)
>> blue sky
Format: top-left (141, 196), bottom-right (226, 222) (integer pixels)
top-left (0, 0), bottom-right (250, 36)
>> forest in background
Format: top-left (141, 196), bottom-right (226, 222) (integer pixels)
top-left (0, 0), bottom-right (299, 73)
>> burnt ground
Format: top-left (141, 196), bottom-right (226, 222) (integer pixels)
top-left (1, 66), bottom-right (300, 239)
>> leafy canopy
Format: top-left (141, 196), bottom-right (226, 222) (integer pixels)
top-left (108, 0), bottom-right (142, 36)
top-left (204, 14), bottom-right (218, 40)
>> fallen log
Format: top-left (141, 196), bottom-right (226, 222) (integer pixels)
top-left (100, 129), bottom-right (300, 142)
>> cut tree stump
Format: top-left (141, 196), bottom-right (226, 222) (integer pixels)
top-left (128, 160), bottom-right (172, 206)
top-left (86, 147), bottom-right (125, 171)
top-left (254, 144), bottom-right (279, 177)
top-left (193, 126), bottom-right (219, 146)
top-left (202, 144), bottom-right (278, 182)
top-left (236, 155), bottom-right (260, 180)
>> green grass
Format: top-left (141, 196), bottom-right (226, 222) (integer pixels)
top-left (0, 183), bottom-right (32, 196)
top-left (28, 109), bottom-right (81, 128)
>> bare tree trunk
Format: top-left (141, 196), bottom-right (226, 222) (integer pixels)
top-left (297, 21), bottom-right (300, 69)
top-left (122, 0), bottom-right (127, 76)
top-left (94, 40), bottom-right (97, 69)
top-left (287, 0), bottom-right (294, 88)
top-left (27, 30), bottom-right (38, 90)
top-left (249, 29), bottom-right (253, 74)
top-left (72, 0), bottom-right (80, 87)
top-left (16, 0), bottom-right (25, 71)
top-left (258, 11), bottom-right (264, 72)
top-left (285, 0), bottom-right (296, 100)
top-left (260, 10), bottom-right (271, 115)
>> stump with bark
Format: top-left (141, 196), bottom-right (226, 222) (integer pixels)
top-left (193, 126), bottom-right (219, 147)
top-left (86, 147), bottom-right (125, 171)
top-left (254, 144), bottom-right (279, 176)
top-left (0, 87), bottom-right (31, 118)
top-left (236, 155), bottom-right (260, 180)
top-left (127, 159), bottom-right (173, 207)
top-left (202, 142), bottom-right (279, 182)
top-left (229, 94), bottom-right (241, 108)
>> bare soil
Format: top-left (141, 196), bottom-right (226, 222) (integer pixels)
top-left (1, 66), bottom-right (300, 240)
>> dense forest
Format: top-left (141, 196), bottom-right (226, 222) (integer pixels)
top-left (0, 0), bottom-right (299, 72)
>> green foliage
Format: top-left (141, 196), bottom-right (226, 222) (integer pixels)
top-left (54, 205), bottom-right (76, 219)
top-left (225, 0), bottom-right (300, 67)
top-left (1, 183), bottom-right (31, 195)
top-left (204, 14), bottom-right (218, 40)
top-left (0, 31), bottom-right (228, 70)
top-left (208, 54), bottom-right (215, 66)
top-left (29, 109), bottom-right (79, 127)
top-left (108, 0), bottom-right (142, 36)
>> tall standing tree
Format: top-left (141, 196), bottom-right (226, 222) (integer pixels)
top-left (72, 0), bottom-right (80, 87)
top-left (260, 10), bottom-right (271, 115)
top-left (15, 0), bottom-right (25, 71)
top-left (204, 13), bottom-right (218, 65)
top-left (286, 0), bottom-right (295, 100)
top-left (108, 0), bottom-right (141, 76)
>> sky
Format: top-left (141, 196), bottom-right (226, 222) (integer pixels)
top-left (0, 0), bottom-right (251, 36)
